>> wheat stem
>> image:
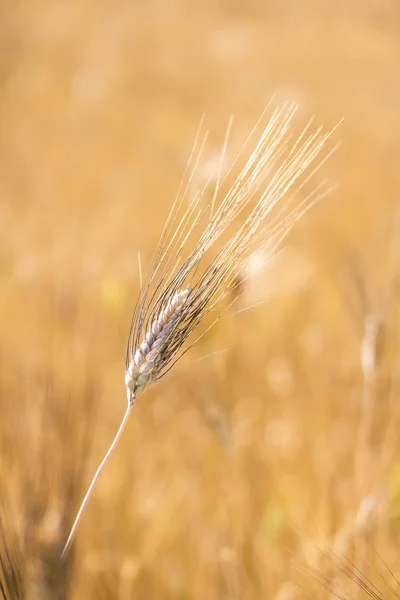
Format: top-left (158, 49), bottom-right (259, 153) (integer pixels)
top-left (61, 400), bottom-right (134, 559)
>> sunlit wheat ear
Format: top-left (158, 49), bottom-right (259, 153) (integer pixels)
top-left (125, 288), bottom-right (191, 396)
top-left (62, 103), bottom-right (340, 558)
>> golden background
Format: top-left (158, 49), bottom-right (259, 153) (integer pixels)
top-left (0, 1), bottom-right (399, 598)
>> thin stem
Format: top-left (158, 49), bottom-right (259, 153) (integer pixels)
top-left (61, 400), bottom-right (134, 559)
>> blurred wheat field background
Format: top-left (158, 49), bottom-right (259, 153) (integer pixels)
top-left (1, 1), bottom-right (400, 599)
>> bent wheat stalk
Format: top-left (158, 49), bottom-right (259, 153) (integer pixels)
top-left (62, 103), bottom-right (339, 558)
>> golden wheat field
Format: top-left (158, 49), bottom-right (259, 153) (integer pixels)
top-left (1, 1), bottom-right (400, 599)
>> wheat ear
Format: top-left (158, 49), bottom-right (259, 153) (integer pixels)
top-left (125, 288), bottom-right (191, 396)
top-left (62, 103), bottom-right (339, 558)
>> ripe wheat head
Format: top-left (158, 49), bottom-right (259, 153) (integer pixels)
top-left (62, 102), bottom-right (340, 558)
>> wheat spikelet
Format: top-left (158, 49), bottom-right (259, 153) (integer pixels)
top-left (62, 103), bottom-right (340, 558)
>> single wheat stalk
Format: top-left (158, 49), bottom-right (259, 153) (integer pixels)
top-left (62, 102), bottom-right (340, 558)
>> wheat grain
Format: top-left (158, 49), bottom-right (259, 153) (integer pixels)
top-left (125, 288), bottom-right (191, 396)
top-left (61, 103), bottom-right (340, 558)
